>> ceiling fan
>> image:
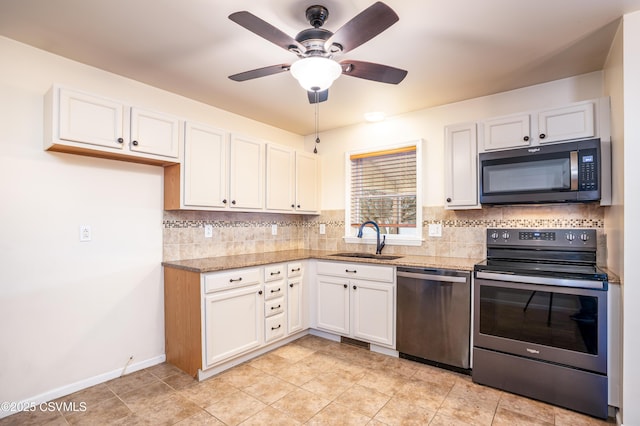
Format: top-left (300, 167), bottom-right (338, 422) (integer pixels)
top-left (228, 2), bottom-right (408, 104)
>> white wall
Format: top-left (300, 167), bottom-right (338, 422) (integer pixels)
top-left (0, 36), bottom-right (304, 408)
top-left (310, 72), bottom-right (604, 209)
top-left (621, 11), bottom-right (640, 426)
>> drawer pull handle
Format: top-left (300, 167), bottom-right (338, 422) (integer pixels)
top-left (271, 325), bottom-right (281, 330)
top-left (270, 271), bottom-right (281, 276)
top-left (291, 268), bottom-right (301, 272)
top-left (271, 305), bottom-right (281, 310)
top-left (270, 288), bottom-right (281, 293)
top-left (345, 269), bottom-right (357, 273)
top-left (229, 277), bottom-right (243, 283)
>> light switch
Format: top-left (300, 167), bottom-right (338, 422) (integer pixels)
top-left (319, 224), bottom-right (326, 235)
top-left (272, 224), bottom-right (278, 235)
top-left (204, 224), bottom-right (213, 238)
top-left (79, 225), bottom-right (91, 242)
top-left (428, 223), bottom-right (442, 237)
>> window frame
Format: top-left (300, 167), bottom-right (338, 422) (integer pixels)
top-left (344, 139), bottom-right (423, 247)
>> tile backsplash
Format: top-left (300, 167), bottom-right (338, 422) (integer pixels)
top-left (163, 203), bottom-right (605, 262)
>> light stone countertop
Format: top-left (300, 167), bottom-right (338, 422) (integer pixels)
top-left (161, 249), bottom-right (482, 274)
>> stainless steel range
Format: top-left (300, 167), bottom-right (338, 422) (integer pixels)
top-left (473, 228), bottom-right (608, 419)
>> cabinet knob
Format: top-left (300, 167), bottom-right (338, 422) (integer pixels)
top-left (353, 285), bottom-right (357, 290)
top-left (222, 199), bottom-right (227, 204)
top-left (132, 140), bottom-right (139, 146)
top-left (539, 133), bottom-right (546, 139)
top-left (117, 137), bottom-right (124, 144)
top-left (446, 198), bottom-right (452, 203)
top-left (297, 205), bottom-right (301, 208)
top-left (343, 284), bottom-right (348, 289)
top-left (289, 283), bottom-right (294, 288)
top-left (523, 136), bottom-right (530, 142)
top-left (231, 200), bottom-right (236, 205)
top-left (291, 204), bottom-right (295, 208)
top-left (258, 290), bottom-right (263, 295)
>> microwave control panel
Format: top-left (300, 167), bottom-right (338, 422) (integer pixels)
top-left (578, 148), bottom-right (598, 190)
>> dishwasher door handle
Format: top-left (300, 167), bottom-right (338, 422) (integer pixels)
top-left (396, 270), bottom-right (467, 283)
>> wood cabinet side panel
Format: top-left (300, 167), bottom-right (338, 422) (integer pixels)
top-left (164, 267), bottom-right (202, 377)
top-left (164, 164), bottom-right (182, 210)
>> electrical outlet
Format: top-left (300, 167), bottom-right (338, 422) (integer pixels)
top-left (204, 224), bottom-right (213, 238)
top-left (79, 225), bottom-right (91, 242)
top-left (272, 224), bottom-right (278, 235)
top-left (428, 223), bottom-right (442, 237)
top-left (319, 224), bottom-right (326, 235)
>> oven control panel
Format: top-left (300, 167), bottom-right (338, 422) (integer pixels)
top-left (487, 228), bottom-right (596, 249)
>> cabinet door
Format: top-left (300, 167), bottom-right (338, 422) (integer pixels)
top-left (287, 277), bottom-right (303, 334)
top-left (58, 88), bottom-right (124, 149)
top-left (204, 284), bottom-right (263, 367)
top-left (229, 134), bottom-right (264, 209)
top-left (265, 144), bottom-right (295, 211)
top-left (295, 151), bottom-right (319, 213)
top-left (130, 107), bottom-right (180, 158)
top-left (444, 122), bottom-right (479, 209)
top-left (351, 279), bottom-right (395, 347)
top-left (482, 114), bottom-right (531, 151)
top-left (316, 275), bottom-right (350, 335)
top-left (183, 122), bottom-right (228, 208)
top-left (537, 102), bottom-right (595, 144)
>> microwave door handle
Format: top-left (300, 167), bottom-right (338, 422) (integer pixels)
top-left (570, 151), bottom-right (578, 190)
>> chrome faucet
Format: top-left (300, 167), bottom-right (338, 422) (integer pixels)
top-left (357, 220), bottom-right (386, 255)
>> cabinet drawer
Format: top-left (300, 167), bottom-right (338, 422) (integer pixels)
top-left (265, 313), bottom-right (286, 343)
top-left (265, 297), bottom-right (285, 317)
top-left (265, 280), bottom-right (285, 300)
top-left (288, 262), bottom-right (303, 278)
top-left (264, 264), bottom-right (285, 282)
top-left (316, 261), bottom-right (393, 283)
top-left (204, 268), bottom-right (261, 293)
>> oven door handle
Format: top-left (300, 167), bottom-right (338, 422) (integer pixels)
top-left (475, 271), bottom-right (606, 290)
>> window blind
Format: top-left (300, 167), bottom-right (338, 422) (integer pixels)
top-left (350, 146), bottom-right (417, 234)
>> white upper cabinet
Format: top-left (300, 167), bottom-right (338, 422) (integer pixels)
top-left (182, 122), bottom-right (228, 208)
top-left (57, 88), bottom-right (125, 150)
top-left (481, 113), bottom-right (531, 151)
top-left (265, 144), bottom-right (319, 214)
top-left (444, 122), bottom-right (480, 210)
top-left (44, 85), bottom-right (180, 165)
top-left (229, 134), bottom-right (264, 210)
top-left (295, 151), bottom-right (319, 213)
top-left (537, 101), bottom-right (595, 144)
top-left (479, 99), bottom-right (602, 153)
top-left (130, 107), bottom-right (180, 158)
top-left (266, 144), bottom-right (295, 212)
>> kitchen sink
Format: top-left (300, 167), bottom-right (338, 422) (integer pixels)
top-left (329, 252), bottom-right (403, 260)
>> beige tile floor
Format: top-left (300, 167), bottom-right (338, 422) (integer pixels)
top-left (0, 335), bottom-right (616, 425)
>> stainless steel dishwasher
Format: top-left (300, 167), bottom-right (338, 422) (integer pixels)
top-left (396, 267), bottom-right (471, 371)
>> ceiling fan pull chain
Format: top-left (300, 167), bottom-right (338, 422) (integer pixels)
top-left (314, 91), bottom-right (320, 154)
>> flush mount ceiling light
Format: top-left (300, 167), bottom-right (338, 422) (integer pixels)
top-left (290, 57), bottom-right (342, 92)
top-left (364, 111), bottom-right (386, 122)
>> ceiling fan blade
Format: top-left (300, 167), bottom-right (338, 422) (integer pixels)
top-left (325, 2), bottom-right (399, 54)
top-left (340, 60), bottom-right (407, 84)
top-left (228, 64), bottom-right (290, 82)
top-left (307, 90), bottom-right (329, 104)
top-left (229, 11), bottom-right (304, 53)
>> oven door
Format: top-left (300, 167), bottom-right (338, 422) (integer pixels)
top-left (474, 272), bottom-right (607, 374)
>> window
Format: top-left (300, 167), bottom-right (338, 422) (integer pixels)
top-left (345, 141), bottom-right (422, 246)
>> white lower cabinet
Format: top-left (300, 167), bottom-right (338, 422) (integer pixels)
top-left (204, 283), bottom-right (263, 368)
top-left (315, 261), bottom-right (395, 348)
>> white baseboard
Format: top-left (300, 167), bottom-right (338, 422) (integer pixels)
top-left (0, 354), bottom-right (165, 420)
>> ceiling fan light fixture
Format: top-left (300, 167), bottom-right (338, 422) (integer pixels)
top-left (290, 57), bottom-right (342, 92)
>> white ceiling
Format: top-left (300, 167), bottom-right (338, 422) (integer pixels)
top-left (1, 0), bottom-right (639, 135)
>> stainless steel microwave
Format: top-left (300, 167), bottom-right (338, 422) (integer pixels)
top-left (479, 138), bottom-right (609, 205)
